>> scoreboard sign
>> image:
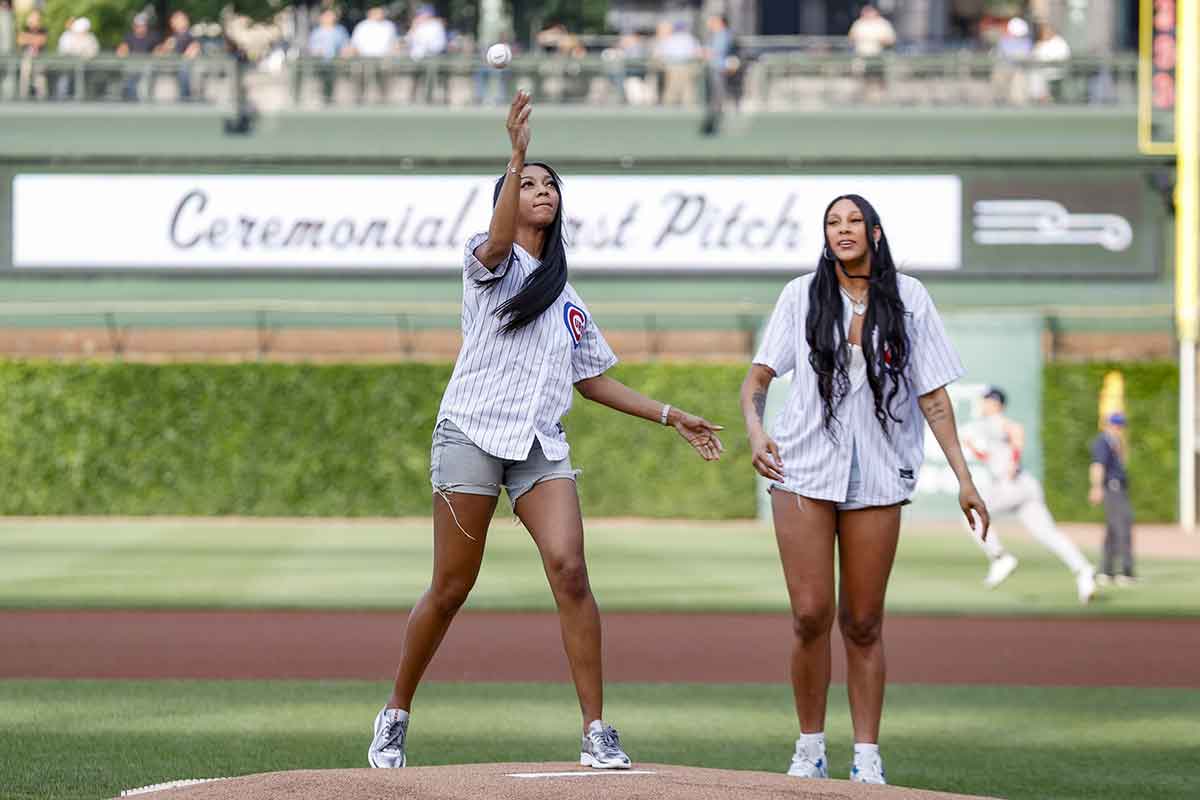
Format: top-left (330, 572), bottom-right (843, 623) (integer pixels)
top-left (1140, 0), bottom-right (1177, 154)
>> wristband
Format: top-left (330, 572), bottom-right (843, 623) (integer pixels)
top-left (659, 404), bottom-right (672, 426)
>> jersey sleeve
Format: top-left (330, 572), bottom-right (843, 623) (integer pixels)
top-left (753, 281), bottom-right (799, 377)
top-left (907, 281), bottom-right (965, 396)
top-left (571, 314), bottom-right (619, 383)
top-left (463, 232), bottom-right (511, 284)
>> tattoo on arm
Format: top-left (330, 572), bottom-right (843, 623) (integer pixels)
top-left (922, 396), bottom-right (950, 424)
top-left (752, 390), bottom-right (767, 422)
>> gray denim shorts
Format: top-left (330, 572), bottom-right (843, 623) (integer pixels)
top-left (430, 419), bottom-right (578, 505)
top-left (771, 441), bottom-right (871, 511)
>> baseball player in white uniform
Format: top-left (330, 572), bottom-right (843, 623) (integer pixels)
top-left (961, 386), bottom-right (1096, 603)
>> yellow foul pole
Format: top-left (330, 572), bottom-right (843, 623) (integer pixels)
top-left (1178, 0), bottom-right (1199, 533)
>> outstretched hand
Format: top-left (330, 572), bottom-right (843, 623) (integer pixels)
top-left (961, 483), bottom-right (991, 540)
top-left (672, 411), bottom-right (724, 462)
top-left (506, 90), bottom-right (532, 154)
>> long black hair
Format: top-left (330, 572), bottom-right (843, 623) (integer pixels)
top-left (805, 194), bottom-right (911, 437)
top-left (479, 161), bottom-right (568, 334)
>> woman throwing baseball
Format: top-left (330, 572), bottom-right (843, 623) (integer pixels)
top-left (369, 90), bottom-right (724, 771)
top-left (740, 194), bottom-right (989, 784)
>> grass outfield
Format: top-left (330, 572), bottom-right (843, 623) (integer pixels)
top-left (1, 681), bottom-right (1195, 800)
top-left (1, 519), bottom-right (1196, 616)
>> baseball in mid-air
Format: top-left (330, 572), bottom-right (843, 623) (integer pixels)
top-left (486, 43), bottom-right (512, 69)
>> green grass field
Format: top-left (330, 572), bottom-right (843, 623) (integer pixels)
top-left (0, 518), bottom-right (1196, 616)
top-left (2, 680), bottom-right (1196, 800)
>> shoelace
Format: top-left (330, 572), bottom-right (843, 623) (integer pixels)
top-left (590, 725), bottom-right (622, 758)
top-left (380, 718), bottom-right (408, 752)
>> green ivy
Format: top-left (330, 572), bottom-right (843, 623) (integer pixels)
top-left (0, 361), bottom-right (752, 518)
top-left (1042, 361), bottom-right (1178, 523)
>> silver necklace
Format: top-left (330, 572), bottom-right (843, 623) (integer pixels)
top-left (840, 286), bottom-right (868, 316)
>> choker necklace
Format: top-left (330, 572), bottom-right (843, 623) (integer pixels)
top-left (840, 286), bottom-right (868, 316)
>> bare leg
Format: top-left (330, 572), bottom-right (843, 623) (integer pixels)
top-left (515, 478), bottom-right (603, 728)
top-left (772, 490), bottom-right (837, 733)
top-left (387, 491), bottom-right (497, 710)
top-left (836, 505), bottom-right (901, 744)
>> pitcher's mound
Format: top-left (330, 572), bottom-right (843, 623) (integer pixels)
top-left (116, 762), bottom-right (999, 799)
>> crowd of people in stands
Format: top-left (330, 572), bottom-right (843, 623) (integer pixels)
top-left (0, 1), bottom-right (1079, 107)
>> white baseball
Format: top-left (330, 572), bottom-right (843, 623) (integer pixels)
top-left (486, 43), bottom-right (512, 69)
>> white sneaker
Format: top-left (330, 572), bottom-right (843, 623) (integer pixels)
top-left (1076, 569), bottom-right (1097, 604)
top-left (367, 707), bottom-right (408, 768)
top-left (1115, 575), bottom-right (1138, 588)
top-left (984, 554), bottom-right (1019, 589)
top-left (580, 720), bottom-right (631, 769)
top-left (850, 750), bottom-right (886, 784)
top-left (787, 738), bottom-right (829, 778)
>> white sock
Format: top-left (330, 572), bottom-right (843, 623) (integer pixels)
top-left (587, 719), bottom-right (604, 733)
top-left (798, 731), bottom-right (825, 748)
top-left (386, 708), bottom-right (410, 723)
top-left (854, 743), bottom-right (880, 757)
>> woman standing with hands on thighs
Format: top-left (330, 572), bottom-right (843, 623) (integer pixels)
top-left (368, 90), bottom-right (724, 771)
top-left (740, 194), bottom-right (989, 784)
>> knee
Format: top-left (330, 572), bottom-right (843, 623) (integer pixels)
top-left (791, 607), bottom-right (834, 643)
top-left (546, 558), bottom-right (591, 604)
top-left (428, 577), bottom-right (474, 617)
top-left (839, 609), bottom-right (884, 648)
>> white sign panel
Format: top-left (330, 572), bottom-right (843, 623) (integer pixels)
top-left (12, 174), bottom-right (962, 271)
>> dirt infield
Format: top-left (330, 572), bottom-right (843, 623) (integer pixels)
top-left (113, 763), bottom-right (1000, 800)
top-left (5, 610), bottom-right (1196, 687)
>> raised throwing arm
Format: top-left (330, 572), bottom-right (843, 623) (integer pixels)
top-left (575, 374), bottom-right (724, 461)
top-left (474, 91), bottom-right (532, 269)
top-left (918, 386), bottom-right (990, 537)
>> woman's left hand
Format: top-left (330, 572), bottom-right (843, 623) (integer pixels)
top-left (672, 411), bottom-right (725, 461)
top-left (960, 482), bottom-right (991, 540)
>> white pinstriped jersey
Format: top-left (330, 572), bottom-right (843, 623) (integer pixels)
top-left (437, 232), bottom-right (618, 462)
top-left (754, 273), bottom-right (964, 506)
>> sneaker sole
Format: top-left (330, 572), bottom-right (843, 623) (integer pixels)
top-left (786, 769), bottom-right (829, 779)
top-left (580, 753), bottom-right (631, 770)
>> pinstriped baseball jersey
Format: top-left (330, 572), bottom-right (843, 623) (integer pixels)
top-left (437, 232), bottom-right (618, 462)
top-left (754, 273), bottom-right (964, 506)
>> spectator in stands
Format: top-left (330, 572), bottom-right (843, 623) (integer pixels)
top-left (656, 20), bottom-right (699, 107)
top-left (993, 17), bottom-right (1032, 105)
top-left (117, 13), bottom-right (161, 101)
top-left (0, 1), bottom-right (14, 58)
top-left (55, 17), bottom-right (99, 100)
top-left (535, 20), bottom-right (570, 55)
top-left (611, 30), bottom-right (651, 105)
top-left (307, 8), bottom-right (350, 105)
top-left (349, 6), bottom-right (398, 103)
top-left (156, 11), bottom-right (201, 101)
top-left (17, 8), bottom-right (48, 99)
top-left (847, 5), bottom-right (895, 103)
top-left (701, 14), bottom-right (734, 135)
top-left (406, 3), bottom-right (446, 102)
top-left (1029, 23), bottom-right (1070, 103)
top-left (406, 4), bottom-right (446, 60)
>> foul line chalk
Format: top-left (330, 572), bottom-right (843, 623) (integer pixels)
top-left (121, 778), bottom-right (230, 796)
top-left (508, 770), bottom-right (658, 779)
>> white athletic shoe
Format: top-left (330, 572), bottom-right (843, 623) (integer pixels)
top-left (368, 707), bottom-right (408, 768)
top-left (984, 553), bottom-right (1019, 589)
top-left (850, 750), bottom-right (887, 785)
top-left (1076, 568), bottom-right (1097, 605)
top-left (580, 720), bottom-right (631, 769)
top-left (787, 738), bottom-right (829, 778)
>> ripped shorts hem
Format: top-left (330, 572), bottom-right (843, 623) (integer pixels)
top-left (510, 470), bottom-right (581, 505)
top-left (430, 481), bottom-right (501, 498)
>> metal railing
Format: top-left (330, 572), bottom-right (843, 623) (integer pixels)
top-left (0, 54), bottom-right (240, 106)
top-left (0, 51), bottom-right (1138, 111)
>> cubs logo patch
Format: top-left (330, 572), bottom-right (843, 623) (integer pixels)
top-left (563, 302), bottom-right (587, 348)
